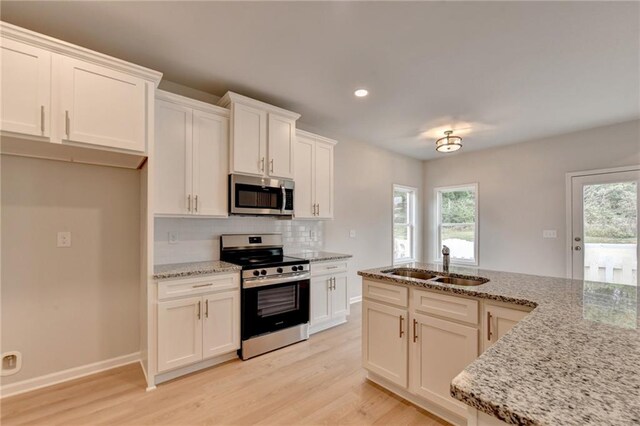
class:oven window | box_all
[236,184,280,209]
[257,285,299,317]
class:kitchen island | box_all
[358,263,639,426]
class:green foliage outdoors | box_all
[584,183,637,244]
[441,190,475,223]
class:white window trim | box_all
[393,184,417,265]
[434,183,479,266]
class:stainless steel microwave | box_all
[229,174,294,217]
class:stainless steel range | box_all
[220,233,310,360]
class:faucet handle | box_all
[442,245,450,255]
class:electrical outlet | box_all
[543,230,557,239]
[310,230,317,241]
[349,230,356,238]
[57,231,71,248]
[168,231,178,244]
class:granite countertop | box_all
[289,251,353,263]
[153,260,241,280]
[358,263,640,426]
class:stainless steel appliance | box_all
[229,174,294,217]
[220,233,310,360]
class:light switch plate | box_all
[349,230,356,238]
[543,230,557,239]
[57,231,71,248]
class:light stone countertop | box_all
[289,251,353,263]
[358,262,640,426]
[153,260,241,280]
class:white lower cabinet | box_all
[156,274,240,375]
[309,261,350,334]
[362,279,531,425]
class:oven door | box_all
[229,174,294,216]
[242,276,310,340]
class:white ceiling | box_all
[2,1,638,160]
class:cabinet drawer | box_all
[311,260,348,276]
[363,279,408,308]
[411,289,478,325]
[158,273,240,300]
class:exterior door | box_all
[192,109,228,216]
[0,39,51,137]
[157,296,203,372]
[267,113,295,179]
[362,300,408,387]
[294,134,315,218]
[203,291,240,359]
[154,100,192,215]
[60,56,146,152]
[231,103,266,176]
[571,169,639,285]
[331,274,349,318]
[409,312,478,418]
[314,141,334,218]
[310,276,331,326]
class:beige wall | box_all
[423,119,640,278]
[323,136,424,301]
[1,155,141,384]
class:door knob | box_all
[574,246,582,251]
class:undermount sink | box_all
[431,276,485,286]
[388,269,439,280]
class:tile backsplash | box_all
[154,217,324,265]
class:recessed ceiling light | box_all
[354,89,369,97]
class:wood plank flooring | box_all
[1,303,449,425]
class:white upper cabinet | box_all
[0,38,51,137]
[154,91,229,217]
[0,22,161,159]
[294,130,336,219]
[60,57,147,152]
[218,91,300,178]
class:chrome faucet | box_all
[442,245,450,273]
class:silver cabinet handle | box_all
[333,277,337,290]
[65,110,70,137]
[327,266,338,270]
[261,157,265,172]
[197,301,201,320]
[40,106,45,133]
[187,195,192,212]
[192,283,213,288]
[317,203,320,216]
[270,159,274,173]
[327,278,332,291]
[399,315,404,338]
[205,299,209,318]
[195,195,199,213]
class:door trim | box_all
[565,165,640,278]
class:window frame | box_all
[392,184,417,265]
[434,183,479,266]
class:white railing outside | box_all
[584,243,637,286]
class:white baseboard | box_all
[0,352,140,399]
[350,295,362,304]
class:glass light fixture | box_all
[354,88,369,97]
[435,130,462,153]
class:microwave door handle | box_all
[281,185,286,213]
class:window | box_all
[393,185,417,263]
[435,184,478,265]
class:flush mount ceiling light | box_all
[354,88,369,97]
[435,130,462,153]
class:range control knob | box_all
[277,267,283,273]
[252,270,260,277]
[291,266,298,272]
[260,269,267,276]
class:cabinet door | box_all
[362,300,408,387]
[293,134,315,218]
[203,291,240,359]
[267,113,295,179]
[230,103,266,176]
[409,312,478,417]
[331,274,349,318]
[154,100,192,215]
[310,276,332,327]
[0,39,51,137]
[60,56,146,152]
[192,110,228,216]
[483,304,530,351]
[157,296,203,372]
[314,140,334,219]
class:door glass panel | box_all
[583,182,637,285]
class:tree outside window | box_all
[436,184,478,264]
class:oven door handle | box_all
[243,272,311,289]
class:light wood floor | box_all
[1,303,449,426]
